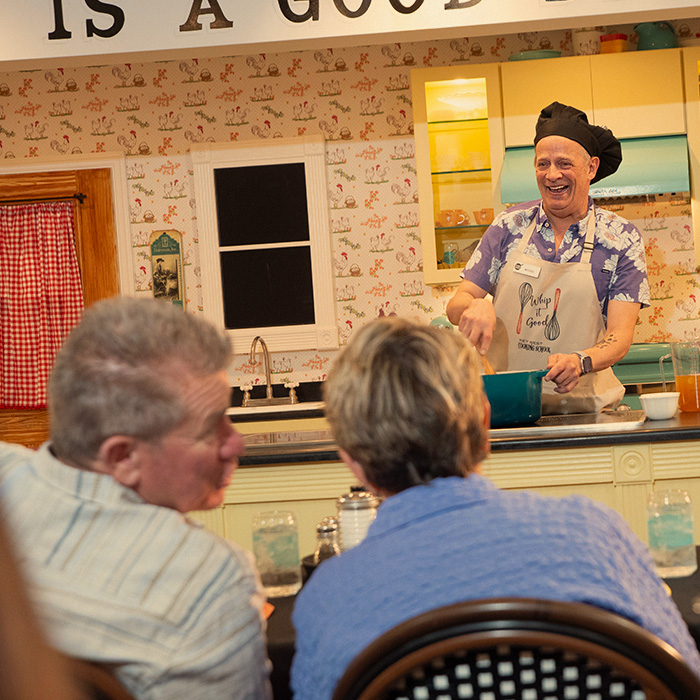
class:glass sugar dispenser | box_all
[313,516,341,564]
[337,485,381,551]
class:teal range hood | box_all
[500,135,690,204]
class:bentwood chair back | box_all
[332,597,700,700]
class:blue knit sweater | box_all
[291,474,700,700]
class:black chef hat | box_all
[534,101,622,184]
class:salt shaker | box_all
[337,486,380,551]
[313,516,341,564]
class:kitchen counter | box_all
[238,411,700,467]
[205,410,700,557]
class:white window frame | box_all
[191,136,338,352]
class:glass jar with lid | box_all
[337,486,381,551]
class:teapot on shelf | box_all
[634,21,678,50]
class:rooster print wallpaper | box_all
[0,20,699,390]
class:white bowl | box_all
[640,392,680,420]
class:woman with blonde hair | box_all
[291,317,700,700]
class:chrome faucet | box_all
[250,335,273,400]
[241,335,298,407]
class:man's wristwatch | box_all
[574,351,593,376]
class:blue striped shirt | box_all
[0,442,271,700]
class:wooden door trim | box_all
[0,153,132,295]
[0,157,130,448]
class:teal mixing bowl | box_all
[482,369,547,428]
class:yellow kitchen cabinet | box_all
[590,49,685,138]
[411,64,505,285]
[501,49,685,148]
[681,46,700,267]
[501,56,593,147]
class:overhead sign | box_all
[3,1,699,66]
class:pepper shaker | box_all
[313,516,341,564]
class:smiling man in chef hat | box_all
[291,317,698,700]
[448,101,649,416]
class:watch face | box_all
[583,356,593,374]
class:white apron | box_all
[486,212,625,415]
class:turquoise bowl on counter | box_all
[482,369,547,428]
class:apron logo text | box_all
[515,284,562,342]
[517,340,551,354]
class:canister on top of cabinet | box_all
[573,27,603,56]
[600,33,628,53]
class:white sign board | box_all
[3,1,699,66]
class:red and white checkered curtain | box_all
[0,201,84,409]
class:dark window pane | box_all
[220,247,315,329]
[214,163,310,246]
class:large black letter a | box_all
[180,0,234,31]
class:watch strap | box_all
[574,351,593,375]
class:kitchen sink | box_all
[227,401,325,418]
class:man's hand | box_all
[545,353,581,394]
[446,280,494,355]
[545,300,642,393]
[457,298,497,355]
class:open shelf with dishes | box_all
[411,64,505,285]
[434,223,490,271]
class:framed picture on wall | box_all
[150,230,184,308]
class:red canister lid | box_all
[600,33,627,41]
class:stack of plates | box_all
[509,50,562,61]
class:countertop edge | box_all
[489,422,700,452]
[239,415,700,466]
[240,449,341,467]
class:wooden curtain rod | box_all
[0,193,87,205]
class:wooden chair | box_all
[66,657,136,700]
[332,598,700,700]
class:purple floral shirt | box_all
[461,199,650,323]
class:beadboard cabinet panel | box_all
[195,436,700,557]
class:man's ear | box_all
[94,435,142,488]
[338,448,380,493]
[338,448,365,483]
[588,155,600,182]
